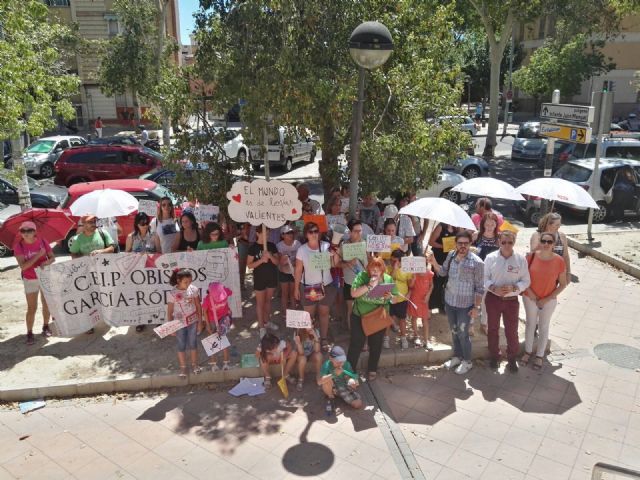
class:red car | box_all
[60,179,181,250]
[54,145,163,187]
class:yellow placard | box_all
[499,219,519,234]
[380,242,402,260]
[277,377,289,398]
[442,236,456,252]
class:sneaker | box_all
[26,332,35,345]
[210,364,220,372]
[455,360,473,375]
[507,359,519,373]
[400,337,409,349]
[425,342,434,352]
[383,336,390,349]
[414,337,423,348]
[222,362,231,371]
[259,327,267,339]
[266,321,279,331]
[489,358,499,369]
[41,325,52,337]
[444,357,461,370]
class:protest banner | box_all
[226,179,302,228]
[366,235,391,252]
[153,320,185,339]
[137,200,157,217]
[342,241,367,262]
[201,333,231,357]
[442,236,456,252]
[38,249,241,337]
[302,214,328,233]
[401,256,427,274]
[285,309,313,329]
[308,252,331,272]
[194,204,220,223]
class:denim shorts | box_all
[176,322,198,352]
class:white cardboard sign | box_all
[226,179,303,228]
[137,200,157,217]
[366,235,391,252]
[286,310,313,329]
[194,204,220,223]
[401,256,427,273]
[202,333,230,356]
[153,320,185,339]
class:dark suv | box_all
[54,145,163,186]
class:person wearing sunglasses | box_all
[151,196,179,254]
[294,222,339,351]
[522,232,568,370]
[483,231,530,372]
[125,212,160,254]
[428,231,484,375]
[14,221,55,345]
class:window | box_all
[600,168,617,192]
[106,18,119,37]
[126,152,149,165]
[553,163,591,183]
[68,151,103,164]
[57,140,70,150]
[44,0,70,6]
[573,143,597,158]
[102,153,123,164]
[538,17,546,39]
[70,138,84,147]
[605,146,640,160]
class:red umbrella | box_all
[0,208,76,248]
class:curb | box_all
[567,236,640,280]
[0,340,525,402]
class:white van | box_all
[249,126,316,172]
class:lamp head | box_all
[349,21,393,70]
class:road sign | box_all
[540,103,595,124]
[540,122,592,144]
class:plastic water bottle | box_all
[325,399,333,416]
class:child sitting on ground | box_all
[202,282,234,371]
[255,333,298,389]
[318,346,363,411]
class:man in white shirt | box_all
[483,230,530,372]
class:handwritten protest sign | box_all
[366,235,391,252]
[137,200,157,217]
[303,214,328,233]
[340,197,349,213]
[153,320,184,339]
[442,236,456,252]
[326,214,346,227]
[202,333,230,357]
[286,310,313,329]
[380,242,402,260]
[308,252,331,272]
[342,242,367,262]
[226,180,302,228]
[38,249,241,336]
[194,204,220,223]
[401,256,427,274]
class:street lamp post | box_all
[348,21,393,220]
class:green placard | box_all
[308,252,331,272]
[342,241,367,262]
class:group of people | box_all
[14,184,571,412]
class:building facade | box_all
[514,14,640,117]
[46,0,181,129]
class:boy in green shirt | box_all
[318,346,363,410]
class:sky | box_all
[178,0,199,45]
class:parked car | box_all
[416,170,469,203]
[0,170,68,208]
[21,136,87,178]
[434,115,478,136]
[249,126,316,172]
[552,157,640,222]
[511,122,574,169]
[87,136,141,146]
[443,155,490,179]
[60,179,180,250]
[569,136,640,162]
[54,145,163,187]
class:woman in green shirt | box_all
[197,222,229,250]
[347,256,397,381]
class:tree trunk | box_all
[318,123,339,205]
[483,49,502,157]
[156,0,171,147]
[11,137,32,211]
[132,90,142,125]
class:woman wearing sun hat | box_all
[13,221,55,345]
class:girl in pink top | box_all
[202,282,234,371]
[13,221,55,345]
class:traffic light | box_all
[602,80,616,92]
[609,81,616,92]
[603,80,609,92]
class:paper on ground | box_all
[229,377,265,397]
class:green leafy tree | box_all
[0,0,80,209]
[512,35,615,113]
[193,0,469,200]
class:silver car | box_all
[22,135,86,178]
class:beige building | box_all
[45,0,181,128]
[514,14,640,117]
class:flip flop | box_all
[520,352,531,366]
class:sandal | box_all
[285,375,296,386]
[368,371,377,382]
[178,366,188,378]
[296,380,304,392]
[520,352,531,366]
[533,356,544,370]
[264,376,272,389]
[192,365,202,375]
